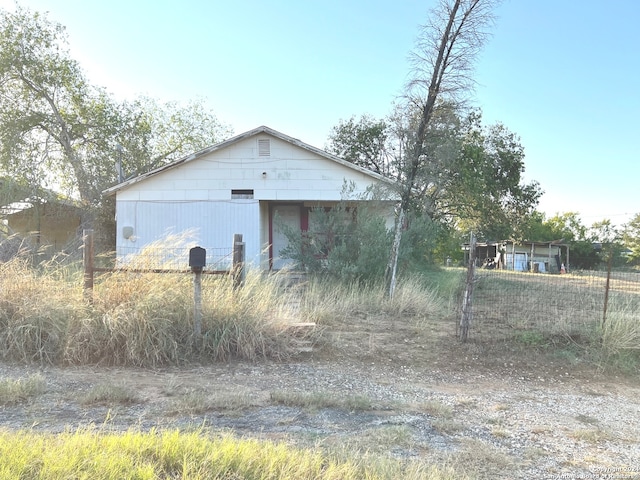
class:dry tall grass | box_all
[0,238,314,366]
[301,274,446,325]
[599,301,640,370]
[0,258,84,363]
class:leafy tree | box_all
[622,213,640,266]
[328,107,541,248]
[1,6,121,204]
[326,115,396,179]
[542,212,586,242]
[431,110,541,239]
[520,211,629,270]
[589,219,627,269]
[0,6,230,212]
[384,0,501,296]
[121,96,232,179]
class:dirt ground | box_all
[1,312,639,479]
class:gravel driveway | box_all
[1,353,639,480]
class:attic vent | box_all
[258,139,270,157]
[231,189,254,199]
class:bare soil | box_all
[1,313,639,479]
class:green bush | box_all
[278,202,392,283]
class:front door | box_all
[270,204,301,270]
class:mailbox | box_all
[189,246,206,272]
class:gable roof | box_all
[103,125,397,197]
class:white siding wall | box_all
[116,135,386,202]
[116,200,261,269]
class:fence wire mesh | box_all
[115,245,234,271]
[462,268,640,341]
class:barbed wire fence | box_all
[458,246,640,342]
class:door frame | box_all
[268,202,309,270]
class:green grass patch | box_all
[0,428,459,480]
[514,330,548,347]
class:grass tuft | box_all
[419,400,454,419]
[0,374,46,406]
[166,389,256,415]
[598,304,640,372]
[80,383,140,406]
[570,428,614,444]
[270,391,373,412]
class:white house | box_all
[103,126,397,270]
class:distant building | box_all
[462,239,570,273]
[1,197,82,251]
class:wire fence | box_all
[82,230,246,300]
[461,267,640,341]
[115,245,234,272]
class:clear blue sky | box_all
[2,0,638,227]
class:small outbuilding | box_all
[103,126,397,270]
[463,239,570,273]
[1,197,82,251]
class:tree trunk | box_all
[386,207,405,298]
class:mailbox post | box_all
[189,247,206,336]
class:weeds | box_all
[446,438,517,479]
[80,383,140,406]
[419,400,454,419]
[598,304,640,372]
[0,245,314,366]
[320,425,414,457]
[570,428,614,444]
[270,391,373,412]
[166,389,256,415]
[301,274,445,325]
[0,374,46,405]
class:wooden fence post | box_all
[232,233,245,289]
[83,229,94,303]
[459,233,476,342]
[193,270,202,336]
